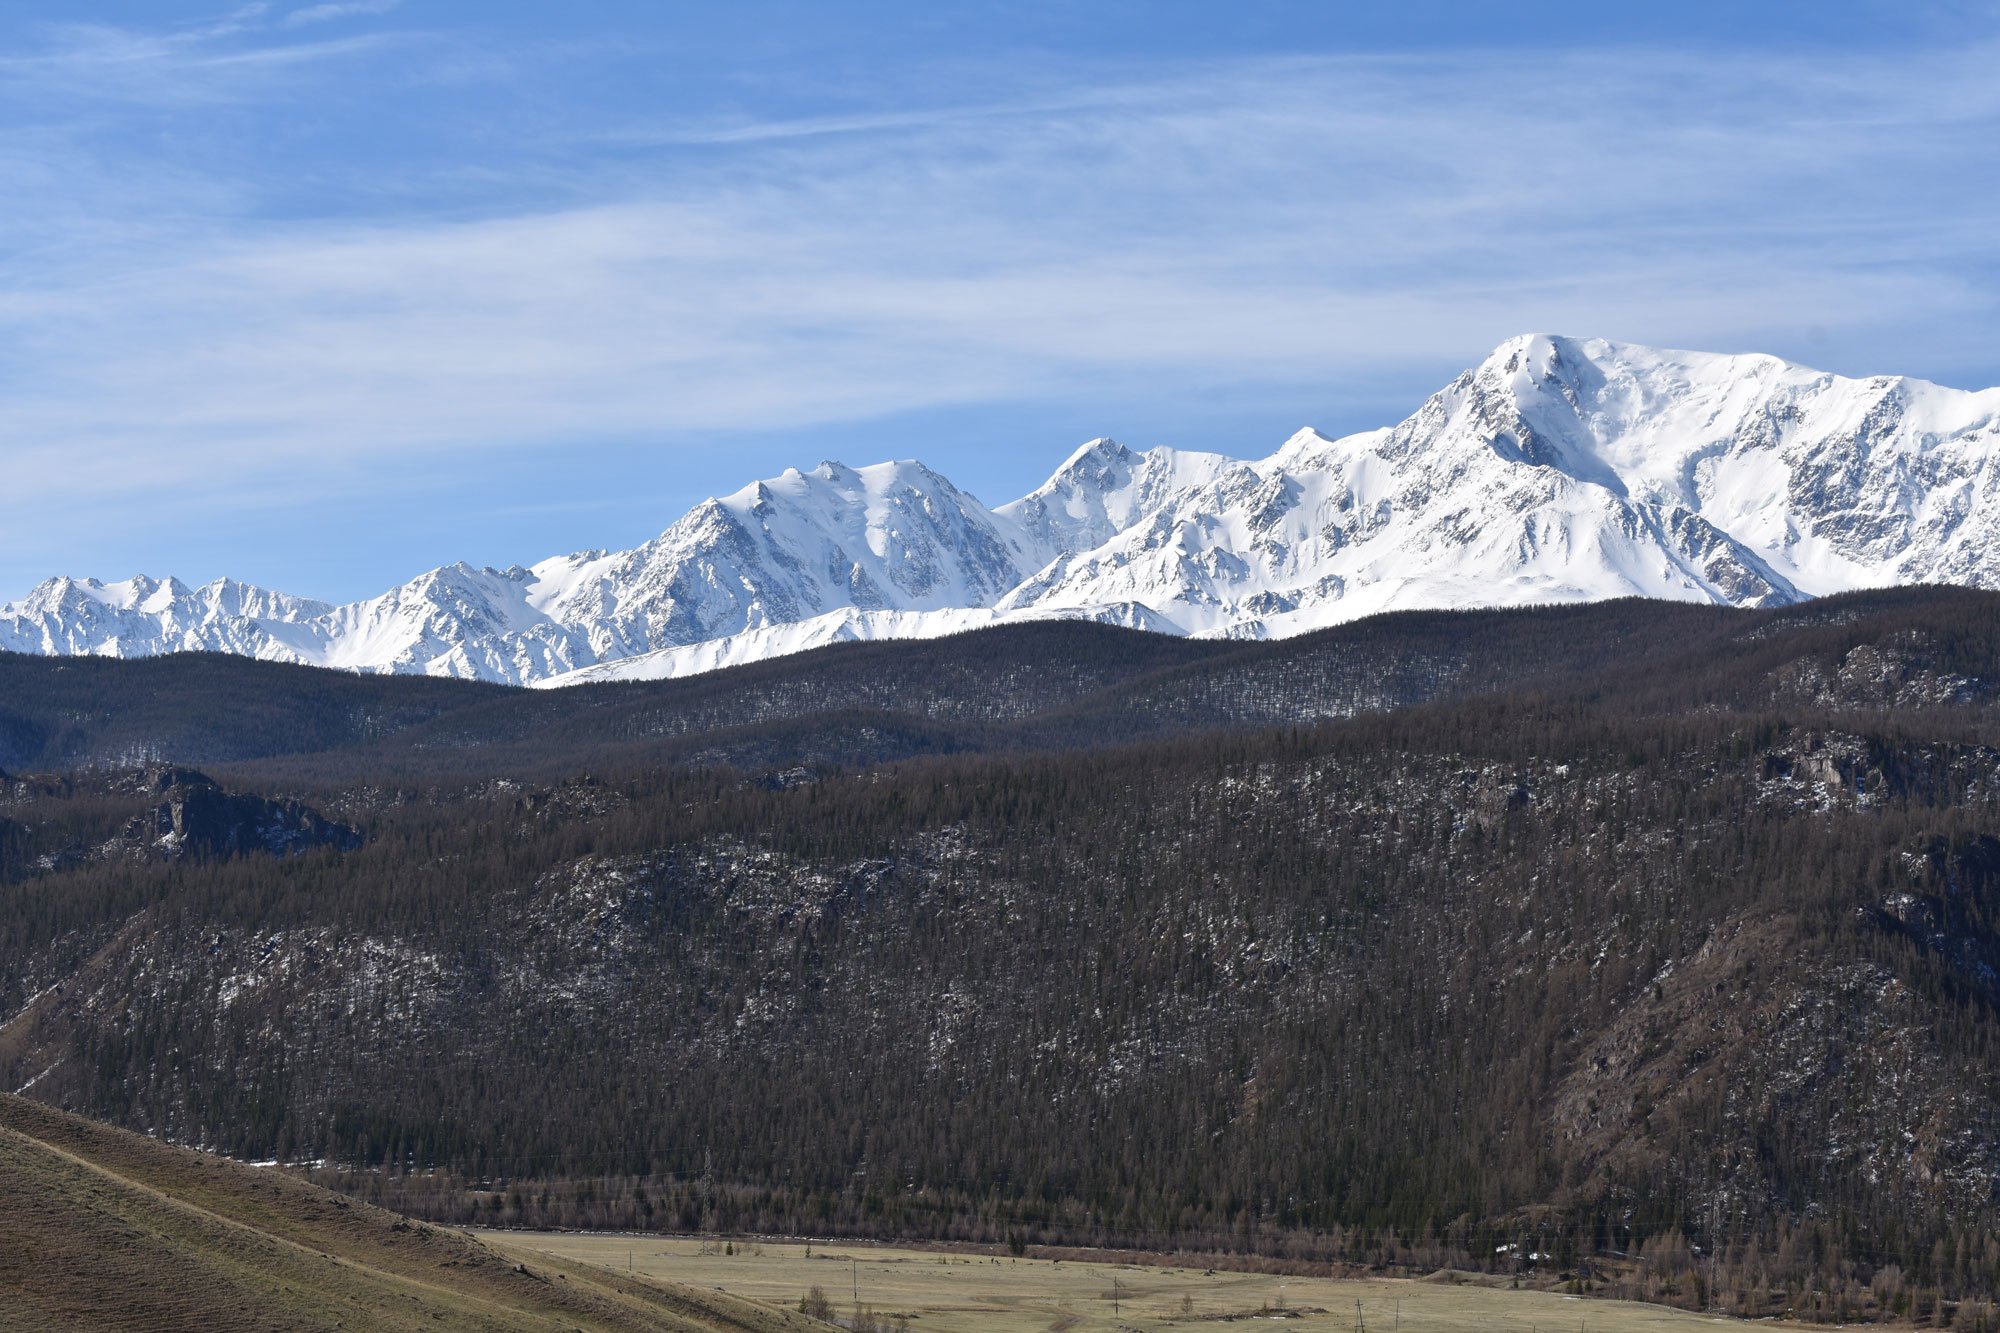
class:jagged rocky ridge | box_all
[5,334,1998,686]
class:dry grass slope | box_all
[0,1093,825,1333]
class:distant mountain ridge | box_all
[7,333,1999,686]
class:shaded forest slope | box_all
[3,588,2000,1323]
[1,586,1991,781]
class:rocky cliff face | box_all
[117,767,361,861]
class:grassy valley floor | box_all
[476,1235,1820,1333]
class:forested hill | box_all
[3,585,1993,778]
[4,587,2000,1325]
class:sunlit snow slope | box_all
[6,335,1997,686]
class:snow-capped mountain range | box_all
[7,334,1999,688]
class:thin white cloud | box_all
[600,84,1167,148]
[0,20,395,106]
[162,5,275,42]
[282,0,402,28]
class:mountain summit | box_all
[7,335,1998,686]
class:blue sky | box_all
[3,0,1999,602]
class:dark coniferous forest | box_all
[4,587,2000,1324]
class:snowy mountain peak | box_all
[999,436,1237,561]
[1054,436,1133,471]
[7,335,1999,685]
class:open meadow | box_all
[477,1235,1819,1333]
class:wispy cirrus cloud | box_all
[0,18,396,107]
[284,0,401,27]
[1,9,1999,595]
